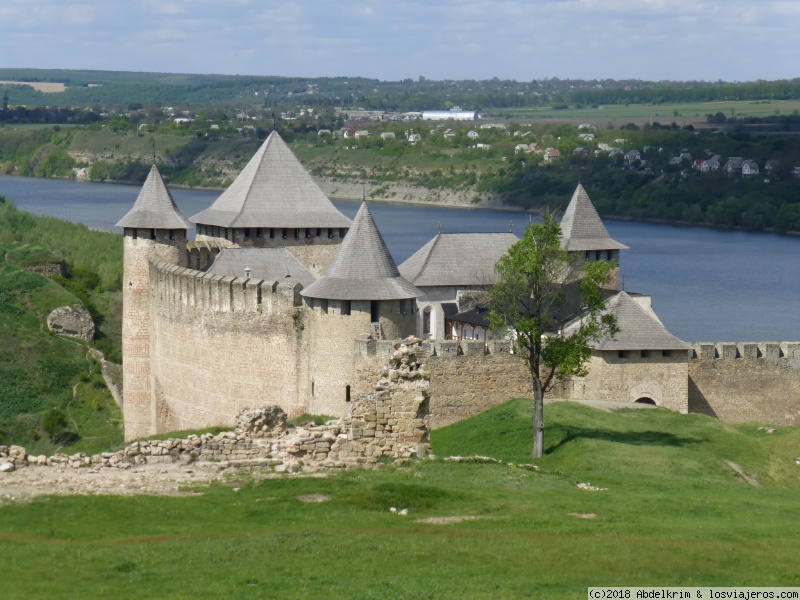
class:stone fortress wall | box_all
[145,251,800,435]
[135,243,800,438]
[689,342,800,425]
[353,338,531,429]
[146,256,310,435]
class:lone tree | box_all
[488,215,618,459]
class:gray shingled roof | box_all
[589,292,691,351]
[301,202,422,300]
[115,164,191,229]
[205,248,315,287]
[560,184,628,251]
[399,232,519,287]
[189,131,352,229]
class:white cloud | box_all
[0,0,798,81]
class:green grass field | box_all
[505,100,800,125]
[2,400,798,599]
[0,199,124,454]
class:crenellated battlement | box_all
[355,337,514,362]
[148,258,302,316]
[691,342,800,361]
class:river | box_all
[1,174,798,343]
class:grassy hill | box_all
[1,399,798,598]
[0,198,123,454]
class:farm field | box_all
[504,99,800,127]
[2,400,799,599]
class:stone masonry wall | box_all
[1,346,432,474]
[565,350,690,413]
[354,338,531,429]
[121,230,188,441]
[689,342,800,425]
[147,259,309,435]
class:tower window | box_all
[150,229,156,240]
[341,301,351,316]
[169,230,176,241]
[281,228,288,239]
[339,228,347,238]
[618,351,629,360]
[316,228,321,237]
[270,228,275,239]
[327,228,334,239]
[294,228,300,239]
[345,385,351,403]
[256,228,263,238]
[244,228,251,238]
[423,308,432,335]
[305,228,311,238]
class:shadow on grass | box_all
[546,426,705,455]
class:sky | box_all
[2,0,799,82]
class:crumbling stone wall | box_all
[7,345,432,473]
[26,262,66,277]
[354,338,531,429]
[334,340,431,460]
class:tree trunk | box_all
[532,376,544,459]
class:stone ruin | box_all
[0,340,431,474]
[47,304,95,341]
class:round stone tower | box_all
[301,202,422,416]
[116,164,191,441]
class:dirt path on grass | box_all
[0,463,229,502]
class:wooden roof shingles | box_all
[560,184,628,252]
[399,232,518,288]
[205,248,315,287]
[116,164,191,229]
[190,131,352,229]
[589,292,691,351]
[301,203,421,301]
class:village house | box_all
[544,148,561,163]
[741,160,760,176]
[725,157,743,174]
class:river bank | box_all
[69,168,518,211]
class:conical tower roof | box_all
[116,164,191,229]
[189,131,352,229]
[560,184,628,251]
[301,203,422,300]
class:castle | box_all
[117,131,800,441]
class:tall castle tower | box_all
[301,202,421,415]
[190,131,352,277]
[116,164,191,440]
[560,183,628,290]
